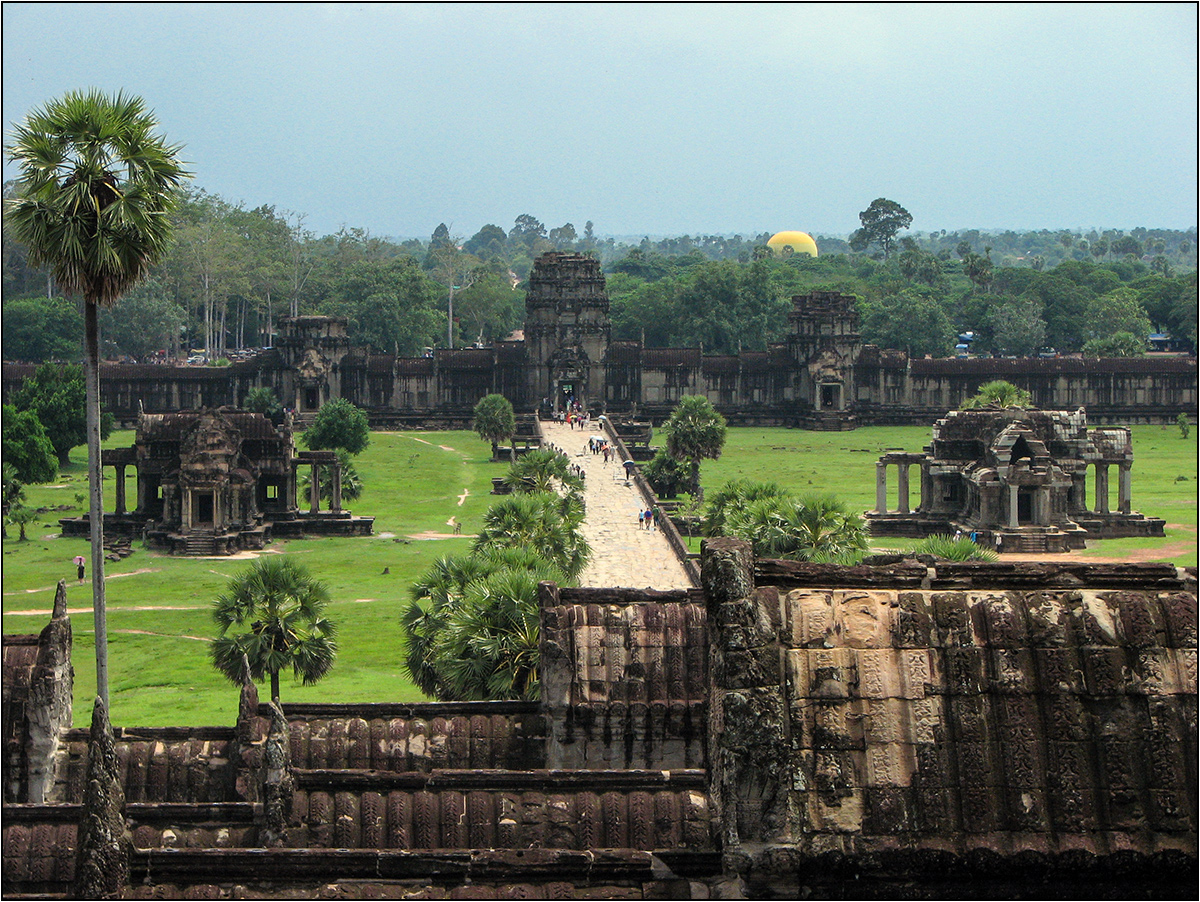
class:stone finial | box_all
[701,538,755,605]
[52,579,69,619]
[260,700,294,847]
[236,653,261,744]
[73,697,130,899]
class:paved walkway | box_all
[540,421,693,590]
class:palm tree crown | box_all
[6,89,190,306]
[6,89,189,707]
[210,557,338,702]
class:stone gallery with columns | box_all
[58,408,373,555]
[864,407,1164,553]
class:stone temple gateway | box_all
[58,408,373,555]
[865,407,1165,553]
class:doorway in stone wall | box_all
[194,491,214,526]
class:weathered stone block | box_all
[988,648,1035,694]
[1158,592,1198,647]
[1033,646,1083,693]
[1081,647,1128,696]
[838,590,896,648]
[785,590,836,648]
[894,592,933,647]
[1024,591,1075,646]
[931,593,974,647]
[864,785,912,834]
[974,592,1028,647]
[944,648,986,695]
[722,645,781,690]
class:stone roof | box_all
[138,409,281,442]
[911,356,1197,375]
[434,348,493,370]
[642,348,701,368]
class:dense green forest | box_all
[3,183,1196,364]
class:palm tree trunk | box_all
[270,669,280,703]
[85,302,110,706]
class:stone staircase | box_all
[183,532,216,556]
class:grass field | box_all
[3,423,1195,727]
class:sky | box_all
[2,2,1197,241]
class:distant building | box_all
[865,406,1165,552]
[59,408,372,555]
[4,253,1196,429]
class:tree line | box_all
[3,183,1196,365]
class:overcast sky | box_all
[3,2,1196,240]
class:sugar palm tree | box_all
[664,395,727,503]
[5,90,189,705]
[963,380,1032,409]
[475,492,590,580]
[725,494,868,564]
[401,546,564,700]
[210,557,338,702]
[501,447,583,495]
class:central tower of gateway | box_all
[524,252,611,413]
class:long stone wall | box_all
[703,539,1197,897]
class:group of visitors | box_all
[637,507,660,531]
[587,435,616,463]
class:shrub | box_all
[908,534,998,561]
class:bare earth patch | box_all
[405,531,475,540]
[4,568,163,596]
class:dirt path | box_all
[3,567,164,596]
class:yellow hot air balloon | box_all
[767,231,819,258]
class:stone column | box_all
[919,463,932,514]
[875,462,888,514]
[702,537,791,846]
[113,465,126,516]
[1095,463,1110,514]
[331,458,343,512]
[897,462,910,514]
[1118,463,1132,514]
[1037,486,1051,525]
[309,462,321,513]
[1073,472,1089,513]
[1008,484,1019,528]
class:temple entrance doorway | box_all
[194,491,214,527]
[1017,490,1033,525]
[820,383,841,410]
[557,380,577,412]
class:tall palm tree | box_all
[664,395,727,503]
[210,557,338,702]
[5,90,189,705]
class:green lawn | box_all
[3,430,501,727]
[4,423,1195,727]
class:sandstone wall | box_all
[703,539,1197,896]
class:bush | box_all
[908,534,998,561]
[642,449,690,499]
[303,398,370,454]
